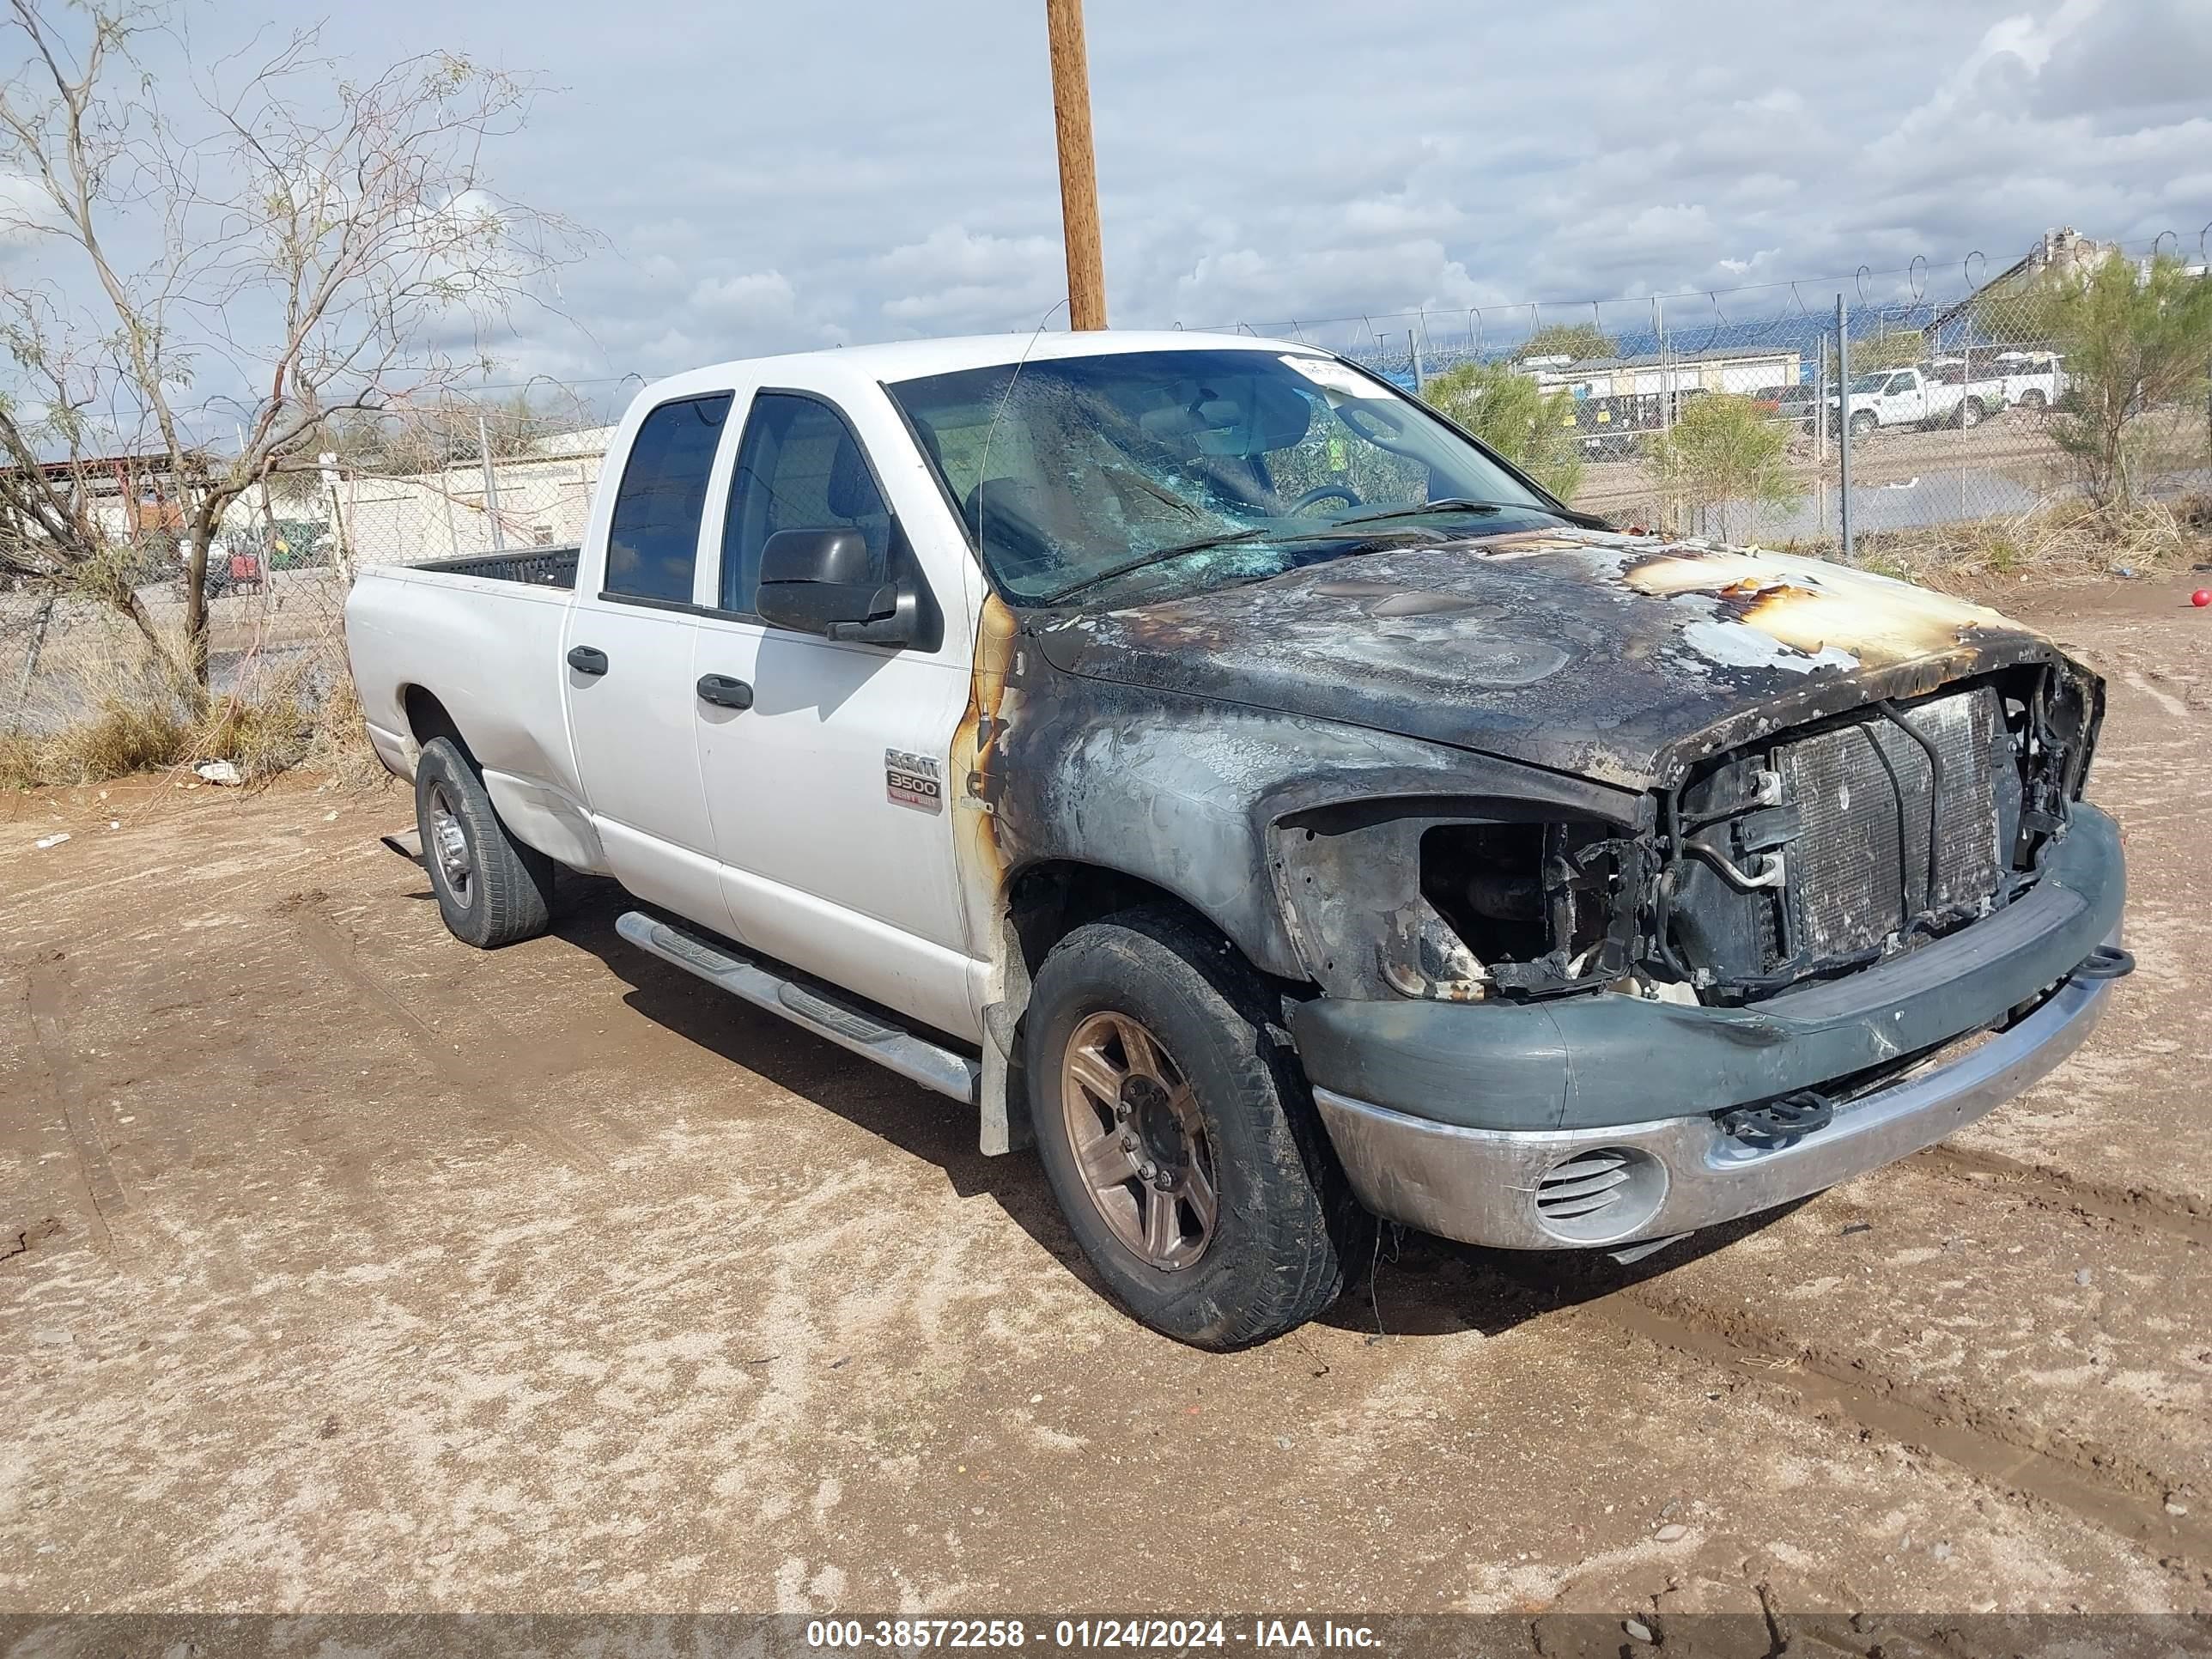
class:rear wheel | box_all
[1025,907,1366,1348]
[1960,397,1984,429]
[2020,388,2047,410]
[1849,410,1876,438]
[414,736,556,949]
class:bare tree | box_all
[0,1,590,689]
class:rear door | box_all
[690,386,982,1040]
[563,391,738,929]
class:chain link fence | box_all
[1284,238,2212,562]
[8,237,2210,774]
[2,417,617,752]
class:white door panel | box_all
[564,601,734,930]
[720,857,988,1039]
[593,815,736,931]
[694,617,980,1040]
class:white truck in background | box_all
[1830,363,2003,436]
[1986,350,2067,410]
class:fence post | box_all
[1814,346,1826,465]
[1952,314,1968,525]
[477,412,507,552]
[9,592,55,732]
[1836,295,1854,560]
[1409,328,1425,393]
[1655,295,1671,433]
[440,459,462,559]
[320,450,354,584]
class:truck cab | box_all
[346,331,2127,1348]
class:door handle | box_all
[696,673,755,710]
[567,645,609,676]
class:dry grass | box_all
[1784,497,2212,594]
[296,671,389,790]
[3,577,384,793]
[49,697,193,782]
[0,728,39,790]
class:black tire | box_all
[413,735,556,949]
[2021,388,2047,410]
[1849,411,1876,438]
[1024,906,1368,1349]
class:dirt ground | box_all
[3,574,2210,1637]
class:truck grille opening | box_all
[1779,689,2003,960]
[1662,683,2030,1002]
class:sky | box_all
[20,0,2212,404]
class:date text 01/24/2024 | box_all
[805,1620,1382,1650]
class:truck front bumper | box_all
[1291,805,2127,1252]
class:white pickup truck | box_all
[1829,363,2002,436]
[346,331,2127,1347]
[1987,350,2067,410]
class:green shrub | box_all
[1421,360,1585,501]
[1644,393,1802,539]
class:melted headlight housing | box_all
[1269,797,1644,1003]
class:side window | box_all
[720,393,891,615]
[605,393,732,603]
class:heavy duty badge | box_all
[884,749,943,814]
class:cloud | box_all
[25,0,2208,397]
[688,270,797,325]
[873,226,1061,330]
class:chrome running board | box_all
[615,910,980,1105]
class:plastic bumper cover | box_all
[1291,804,2127,1249]
[1312,960,2115,1249]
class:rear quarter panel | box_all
[343,567,606,871]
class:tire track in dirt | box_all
[22,957,131,1261]
[1914,1143,2212,1248]
[283,898,611,1178]
[1582,1287,2209,1582]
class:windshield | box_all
[885,348,1551,605]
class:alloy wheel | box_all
[1060,1010,1218,1271]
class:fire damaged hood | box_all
[1034,528,2076,791]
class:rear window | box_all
[605,394,732,603]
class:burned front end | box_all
[1650,662,2100,1005]
[1281,659,2129,1253]
[1281,664,2100,1010]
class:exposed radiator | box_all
[1778,688,2003,961]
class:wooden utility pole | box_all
[1045,0,1108,330]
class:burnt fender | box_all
[988,672,1641,983]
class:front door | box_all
[565,391,737,930]
[691,388,981,1040]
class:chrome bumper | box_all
[1312,967,2116,1251]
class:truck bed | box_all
[411,546,580,588]
[343,547,588,849]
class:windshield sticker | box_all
[885,749,944,814]
[1279,355,1393,398]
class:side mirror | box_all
[755,527,920,646]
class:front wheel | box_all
[1025,907,1366,1348]
[414,736,556,949]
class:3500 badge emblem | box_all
[884,749,943,814]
